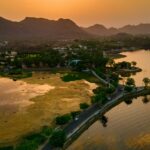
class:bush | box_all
[15,140,38,150]
[49,130,66,148]
[124,85,133,92]
[80,103,89,110]
[24,133,46,144]
[41,126,53,137]
[56,114,72,125]
[106,86,115,94]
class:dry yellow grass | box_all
[0,72,97,146]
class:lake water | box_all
[68,50,150,150]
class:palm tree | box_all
[143,77,150,88]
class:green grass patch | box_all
[0,69,32,80]
[61,72,100,83]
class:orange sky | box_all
[0,0,150,27]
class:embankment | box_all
[63,88,150,150]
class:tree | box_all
[71,111,81,119]
[131,61,137,67]
[49,129,66,148]
[124,85,133,92]
[55,114,72,125]
[15,139,38,150]
[80,103,89,110]
[114,61,131,70]
[91,92,107,105]
[124,78,135,92]
[126,78,135,87]
[106,86,115,94]
[143,77,150,88]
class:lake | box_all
[68,50,150,150]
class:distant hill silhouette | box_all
[84,24,118,36]
[0,17,150,41]
[85,23,150,36]
[0,17,90,41]
[119,24,150,35]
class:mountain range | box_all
[0,17,150,41]
[85,24,150,36]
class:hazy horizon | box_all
[0,0,150,28]
[1,16,150,29]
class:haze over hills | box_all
[0,17,150,41]
[85,23,150,36]
[85,24,118,36]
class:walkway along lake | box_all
[67,50,150,150]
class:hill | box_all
[85,23,150,36]
[0,17,150,41]
[0,17,90,41]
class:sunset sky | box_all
[0,0,150,27]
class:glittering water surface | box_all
[68,50,150,150]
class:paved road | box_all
[41,104,102,150]
[91,70,109,86]
[64,103,101,138]
[42,142,52,150]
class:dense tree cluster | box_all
[13,49,65,68]
[55,114,72,125]
[49,129,66,148]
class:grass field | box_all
[0,72,98,146]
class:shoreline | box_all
[108,49,148,59]
[63,87,150,150]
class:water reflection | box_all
[124,99,133,105]
[99,96,148,129]
[68,96,150,150]
[99,116,108,127]
[142,96,150,104]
